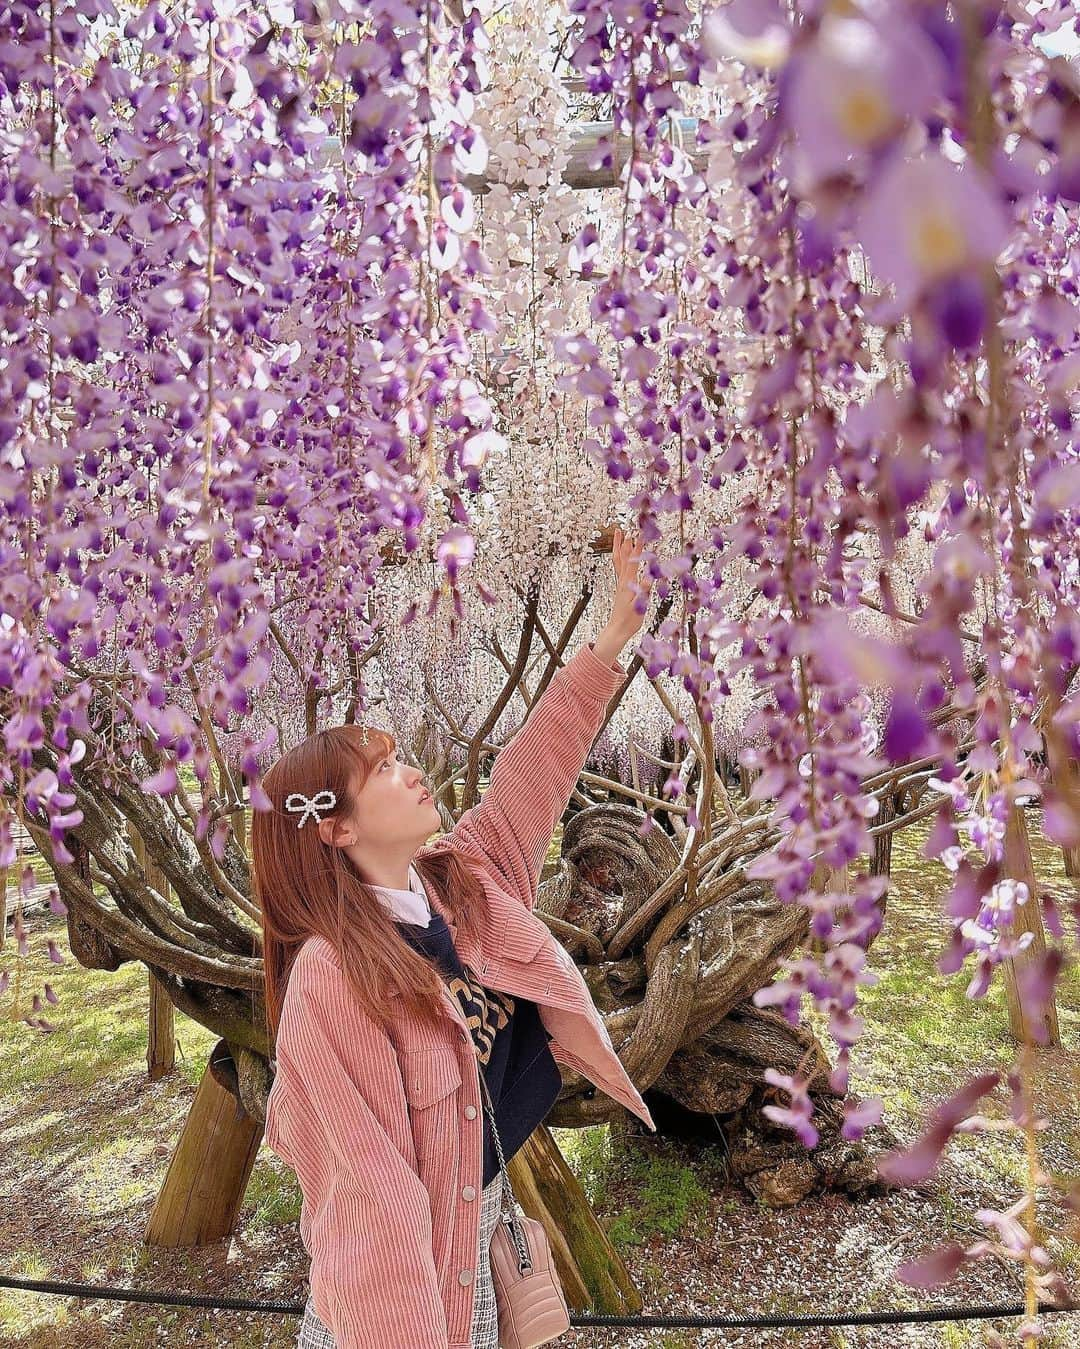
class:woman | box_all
[254,529,657,1349]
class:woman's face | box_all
[344,746,442,856]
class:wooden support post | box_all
[145,1054,263,1247]
[1002,805,1061,1048]
[2,818,30,950]
[1046,743,1080,880]
[317,119,705,196]
[147,968,176,1081]
[231,803,247,856]
[508,1125,642,1315]
[870,792,900,878]
[807,862,851,958]
[1039,699,1080,879]
[127,825,177,1080]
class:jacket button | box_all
[458,1268,474,1286]
[464,1105,477,1120]
[462,1185,477,1201]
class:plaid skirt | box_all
[296,1174,504,1348]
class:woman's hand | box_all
[592,527,654,668]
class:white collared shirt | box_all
[370,861,432,927]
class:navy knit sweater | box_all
[396,909,563,1186]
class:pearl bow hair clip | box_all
[285,789,338,829]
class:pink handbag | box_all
[477,1064,572,1349]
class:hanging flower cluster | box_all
[0,0,500,945]
[546,0,1079,1320]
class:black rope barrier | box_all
[1,1273,1076,1330]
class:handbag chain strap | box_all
[473,1046,534,1272]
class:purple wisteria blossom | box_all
[859,151,1009,309]
[786,13,945,184]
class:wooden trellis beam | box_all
[378,521,618,567]
[319,118,706,194]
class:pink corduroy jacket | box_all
[264,641,657,1349]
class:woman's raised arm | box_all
[449,530,652,907]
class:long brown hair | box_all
[252,724,485,1043]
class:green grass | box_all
[938,1326,978,1349]
[557,1113,726,1259]
[243,1156,304,1229]
[605,1151,712,1253]
[810,811,1079,1142]
[0,947,216,1102]
[551,1122,614,1208]
[0,931,235,1343]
